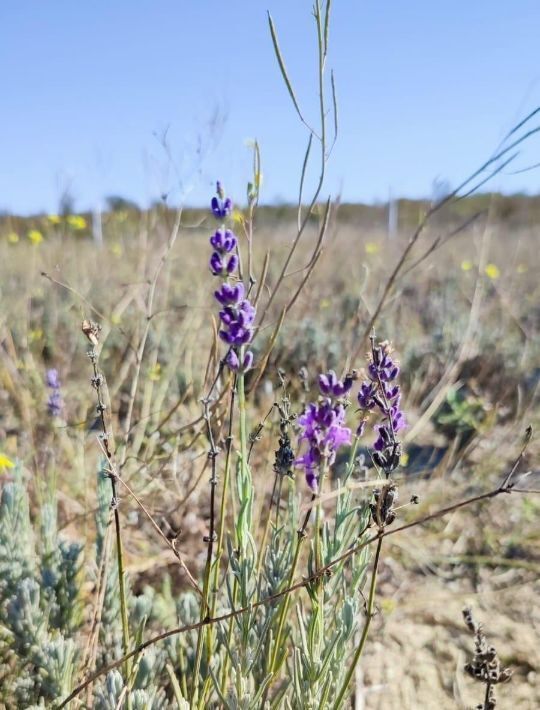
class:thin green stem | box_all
[256,473,280,577]
[344,436,360,482]
[192,372,229,704]
[111,481,132,709]
[218,578,238,698]
[214,367,250,702]
[209,380,236,614]
[238,369,250,494]
[269,535,303,675]
[332,536,383,710]
[88,350,132,708]
[269,495,315,675]
[314,462,328,667]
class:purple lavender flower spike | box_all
[46,368,63,417]
[357,337,406,476]
[296,382,352,491]
[208,182,256,371]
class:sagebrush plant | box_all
[0,2,539,709]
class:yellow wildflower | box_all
[29,329,44,343]
[27,229,43,245]
[148,363,162,382]
[7,232,19,244]
[110,243,122,257]
[232,209,245,227]
[380,597,397,615]
[67,215,87,230]
[48,214,61,224]
[485,263,500,280]
[365,241,380,255]
[461,260,473,271]
[0,453,15,470]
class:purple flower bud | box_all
[318,370,353,398]
[47,390,63,417]
[392,409,406,432]
[318,373,331,395]
[225,349,239,371]
[305,468,319,492]
[210,228,237,253]
[356,419,367,437]
[211,196,233,219]
[214,281,245,305]
[210,252,223,275]
[46,368,63,417]
[226,254,238,274]
[222,230,237,252]
[242,350,254,372]
[46,369,60,389]
[358,381,377,410]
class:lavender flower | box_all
[46,368,63,417]
[318,370,354,397]
[218,300,256,346]
[357,338,405,475]
[208,182,256,372]
[296,372,352,492]
[46,368,60,389]
[211,181,233,219]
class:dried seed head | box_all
[82,319,101,346]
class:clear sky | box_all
[1,1,539,214]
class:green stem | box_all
[193,374,235,705]
[332,536,383,710]
[256,473,280,577]
[344,436,360,482]
[314,463,328,665]
[238,369,250,497]
[218,578,238,697]
[213,367,250,702]
[111,478,132,710]
[192,577,209,704]
[269,490,316,676]
[269,535,304,674]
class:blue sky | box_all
[1,1,539,214]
